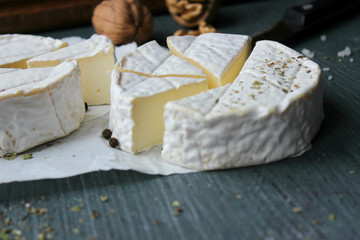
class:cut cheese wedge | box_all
[162,40,324,170]
[0,34,67,69]
[117,40,169,76]
[167,33,252,89]
[0,61,85,155]
[27,34,115,105]
[109,41,208,154]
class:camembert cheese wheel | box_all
[162,40,324,170]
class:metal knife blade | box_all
[251,0,360,46]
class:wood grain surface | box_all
[0,0,101,33]
[0,0,167,34]
[1,0,360,239]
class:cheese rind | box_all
[0,34,67,69]
[152,55,206,78]
[27,34,115,105]
[162,40,324,170]
[166,35,196,56]
[0,67,58,91]
[167,33,252,88]
[0,61,84,155]
[109,41,208,154]
[0,68,20,74]
[117,41,170,76]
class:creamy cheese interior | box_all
[27,34,115,105]
[131,80,208,152]
[110,40,209,154]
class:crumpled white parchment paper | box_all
[0,106,195,184]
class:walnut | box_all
[92,0,153,45]
[198,20,217,33]
[166,0,221,28]
[174,21,217,36]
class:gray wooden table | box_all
[1,0,360,239]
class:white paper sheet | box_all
[0,106,196,184]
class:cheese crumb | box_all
[172,201,181,207]
[301,48,314,58]
[328,214,336,221]
[235,194,243,199]
[337,46,351,57]
[292,207,303,213]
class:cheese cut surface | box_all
[27,34,115,105]
[0,61,85,155]
[0,34,67,69]
[109,41,208,154]
[162,40,324,170]
[167,33,252,89]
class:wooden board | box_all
[0,0,167,34]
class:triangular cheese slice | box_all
[27,34,115,105]
[162,40,324,170]
[167,33,251,88]
[117,40,169,77]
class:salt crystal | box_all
[350,58,354,63]
[301,48,315,58]
[320,35,327,42]
[328,75,333,80]
[337,46,351,57]
[322,67,329,71]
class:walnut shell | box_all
[92,0,153,45]
[166,0,221,28]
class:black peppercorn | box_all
[102,129,112,139]
[84,102,88,112]
[109,138,119,148]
